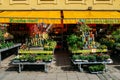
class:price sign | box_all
[91,49,96,53]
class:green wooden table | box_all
[71,49,107,54]
[19,49,53,55]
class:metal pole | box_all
[19,64,21,73]
[0,53,1,67]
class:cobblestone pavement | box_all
[0,65,120,80]
[0,52,120,80]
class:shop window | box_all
[94,0,112,4]
[38,0,57,4]
[10,0,29,4]
[66,0,85,4]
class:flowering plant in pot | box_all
[43,55,53,62]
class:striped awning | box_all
[63,11,120,24]
[0,11,61,24]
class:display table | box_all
[0,43,21,67]
[11,61,52,73]
[72,59,113,72]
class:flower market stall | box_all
[67,20,113,73]
[11,25,56,73]
[0,26,21,67]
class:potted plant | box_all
[79,55,88,62]
[96,53,104,62]
[89,64,105,73]
[35,56,43,62]
[115,43,120,50]
[43,55,53,62]
[19,55,26,62]
[102,55,110,62]
[72,55,80,61]
[66,34,79,50]
[88,55,96,62]
[27,54,36,62]
[13,55,21,63]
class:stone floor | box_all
[0,50,120,80]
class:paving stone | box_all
[46,78,57,80]
[15,74,28,80]
[75,73,89,80]
[87,74,100,80]
[46,73,57,78]
[0,72,10,80]
[67,72,78,78]
[67,78,78,80]
[78,76,89,80]
[97,74,106,80]
[67,72,77,76]
[2,73,18,80]
[112,72,120,80]
[102,73,113,80]
[57,72,67,77]
[57,77,67,80]
[76,72,87,77]
[35,76,46,80]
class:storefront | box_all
[0,11,61,43]
[0,10,120,72]
[0,11,120,48]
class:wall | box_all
[0,0,120,10]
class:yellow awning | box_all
[0,11,61,24]
[63,11,120,24]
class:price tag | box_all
[91,49,96,53]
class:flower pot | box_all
[75,59,82,62]
[13,60,20,63]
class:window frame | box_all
[94,0,113,4]
[66,0,85,4]
[0,0,2,4]
[37,0,57,4]
[10,0,29,4]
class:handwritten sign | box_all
[91,49,96,53]
[9,18,38,23]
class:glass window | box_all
[10,0,29,4]
[94,0,112,4]
[38,0,57,4]
[66,0,85,4]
